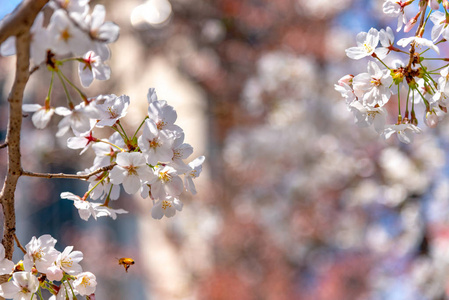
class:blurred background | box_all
[2,0,449,299]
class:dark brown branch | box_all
[13,233,26,255]
[0,143,7,149]
[21,164,115,180]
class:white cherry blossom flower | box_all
[61,192,105,221]
[184,156,206,195]
[0,272,39,300]
[23,235,59,273]
[151,196,183,219]
[345,28,381,60]
[352,61,393,107]
[151,165,184,200]
[67,131,98,155]
[334,75,357,105]
[430,11,449,42]
[92,132,125,167]
[147,88,158,103]
[109,152,156,194]
[383,0,408,32]
[78,51,111,87]
[81,4,120,60]
[397,36,440,54]
[57,246,83,275]
[94,94,129,128]
[377,26,395,57]
[73,272,97,296]
[22,103,55,129]
[137,119,174,165]
[349,101,387,134]
[147,97,182,134]
[0,244,14,275]
[55,103,98,137]
[47,9,89,56]
[382,123,422,144]
[169,133,194,173]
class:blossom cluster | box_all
[0,0,205,221]
[335,0,449,143]
[1,0,116,86]
[57,89,205,221]
[0,235,96,300]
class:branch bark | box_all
[0,0,49,290]
[21,164,115,180]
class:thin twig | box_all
[20,164,115,180]
[0,143,7,149]
[13,233,26,255]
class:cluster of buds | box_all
[335,0,449,143]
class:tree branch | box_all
[21,164,115,180]
[0,1,50,291]
[0,143,7,149]
[0,32,30,262]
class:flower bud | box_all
[338,74,354,86]
[425,111,439,128]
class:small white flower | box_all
[382,123,422,144]
[397,36,440,54]
[47,9,89,56]
[23,235,59,273]
[383,0,407,32]
[0,272,39,300]
[67,131,98,155]
[57,246,83,275]
[78,51,111,87]
[352,61,393,107]
[22,103,55,129]
[345,28,381,60]
[109,152,156,194]
[61,192,104,221]
[349,101,387,134]
[335,74,357,105]
[73,272,97,296]
[55,103,98,137]
[151,197,183,219]
[151,166,184,200]
[184,156,205,195]
[137,120,174,165]
[0,244,14,275]
[94,94,129,128]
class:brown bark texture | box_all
[0,0,49,289]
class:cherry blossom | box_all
[78,51,111,87]
[0,245,14,275]
[23,235,59,273]
[184,156,206,195]
[22,103,55,129]
[0,272,39,300]
[109,152,156,194]
[94,94,129,128]
[73,272,97,296]
[352,61,393,107]
[151,197,183,219]
[345,28,381,60]
[382,123,422,144]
